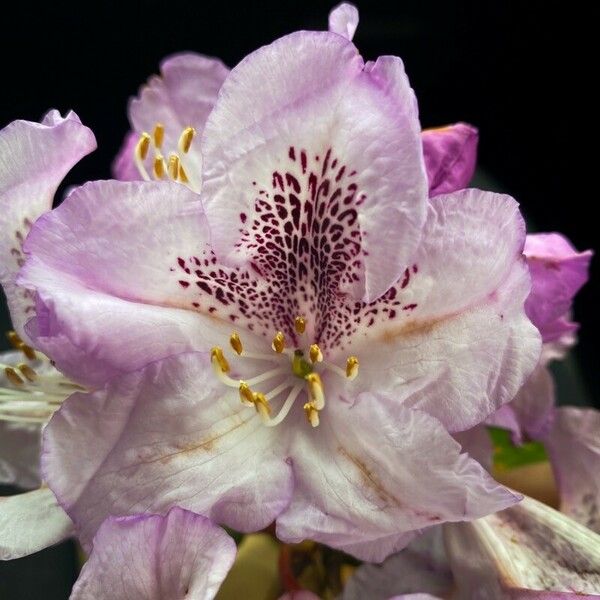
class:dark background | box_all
[0,1,596,597]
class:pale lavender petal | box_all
[524,233,592,343]
[279,593,320,600]
[0,110,96,339]
[453,425,494,471]
[200,31,427,302]
[351,189,541,432]
[328,3,359,40]
[389,595,443,600]
[19,180,236,385]
[111,131,140,181]
[0,487,73,559]
[421,123,478,196]
[444,495,600,597]
[42,352,293,549]
[488,364,556,444]
[342,528,452,600]
[277,395,519,562]
[71,507,236,600]
[126,52,229,183]
[544,407,600,533]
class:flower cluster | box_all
[0,3,596,599]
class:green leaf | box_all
[488,426,548,471]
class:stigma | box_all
[134,123,199,192]
[210,318,358,428]
[0,331,84,425]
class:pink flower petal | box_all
[524,232,592,343]
[200,31,427,302]
[350,189,541,431]
[328,3,359,40]
[71,507,236,600]
[42,352,293,549]
[276,394,519,562]
[342,528,451,600]
[19,180,235,385]
[0,487,73,560]
[544,407,600,534]
[421,123,478,196]
[444,495,600,597]
[0,110,95,340]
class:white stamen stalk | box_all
[265,384,303,427]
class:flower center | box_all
[133,122,199,192]
[0,331,85,425]
[210,316,358,428]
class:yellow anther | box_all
[210,347,230,373]
[153,155,165,179]
[271,331,285,354]
[19,344,36,361]
[168,154,181,180]
[305,372,325,410]
[253,392,272,421]
[17,363,37,382]
[239,381,254,406]
[6,331,21,348]
[5,367,24,387]
[303,402,320,428]
[6,331,35,360]
[294,316,306,335]
[136,133,151,160]
[178,164,190,184]
[179,127,196,153]
[229,332,243,355]
[309,344,323,364]
[346,356,359,380]
[153,123,165,148]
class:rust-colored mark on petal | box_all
[380,315,447,343]
[146,411,252,466]
[337,446,401,508]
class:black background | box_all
[0,1,597,597]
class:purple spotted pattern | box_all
[10,218,36,317]
[174,146,419,352]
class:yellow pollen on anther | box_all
[230,333,243,355]
[303,402,320,428]
[179,127,196,153]
[306,372,325,410]
[253,392,272,420]
[153,123,165,148]
[178,164,190,184]
[294,316,306,335]
[5,367,24,387]
[6,331,36,360]
[346,356,359,380]
[17,363,37,382]
[136,133,151,160]
[239,381,254,406]
[210,347,230,373]
[309,344,323,364]
[168,154,181,180]
[272,331,285,354]
[153,155,165,179]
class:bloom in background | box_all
[70,507,236,600]
[114,4,478,201]
[15,10,540,562]
[343,496,600,599]
[0,111,95,493]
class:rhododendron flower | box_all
[70,507,236,600]
[344,496,600,599]
[10,19,538,561]
[0,110,95,490]
[114,4,478,200]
